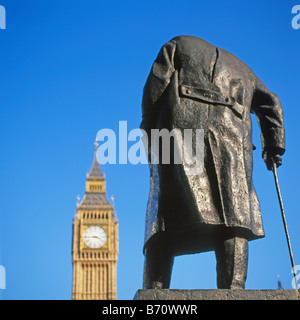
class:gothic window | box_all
[90,269,92,292]
[85,270,88,293]
[98,270,100,293]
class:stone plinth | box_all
[134,289,299,300]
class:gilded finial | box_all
[94,140,99,151]
[76,195,80,207]
[111,195,115,206]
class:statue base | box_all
[134,289,299,300]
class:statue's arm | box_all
[140,40,177,134]
[251,77,285,170]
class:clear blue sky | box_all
[0,0,299,300]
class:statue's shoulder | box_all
[167,35,256,79]
[168,35,217,56]
[170,35,213,46]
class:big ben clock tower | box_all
[72,142,118,300]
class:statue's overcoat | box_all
[141,36,285,255]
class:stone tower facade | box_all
[72,144,118,300]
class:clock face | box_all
[83,226,107,248]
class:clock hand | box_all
[86,235,101,240]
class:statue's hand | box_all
[263,147,283,171]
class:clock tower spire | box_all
[72,142,118,300]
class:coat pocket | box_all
[179,84,244,119]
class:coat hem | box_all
[143,221,265,256]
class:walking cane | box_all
[272,161,299,292]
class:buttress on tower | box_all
[72,144,118,300]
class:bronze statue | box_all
[140,35,285,290]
